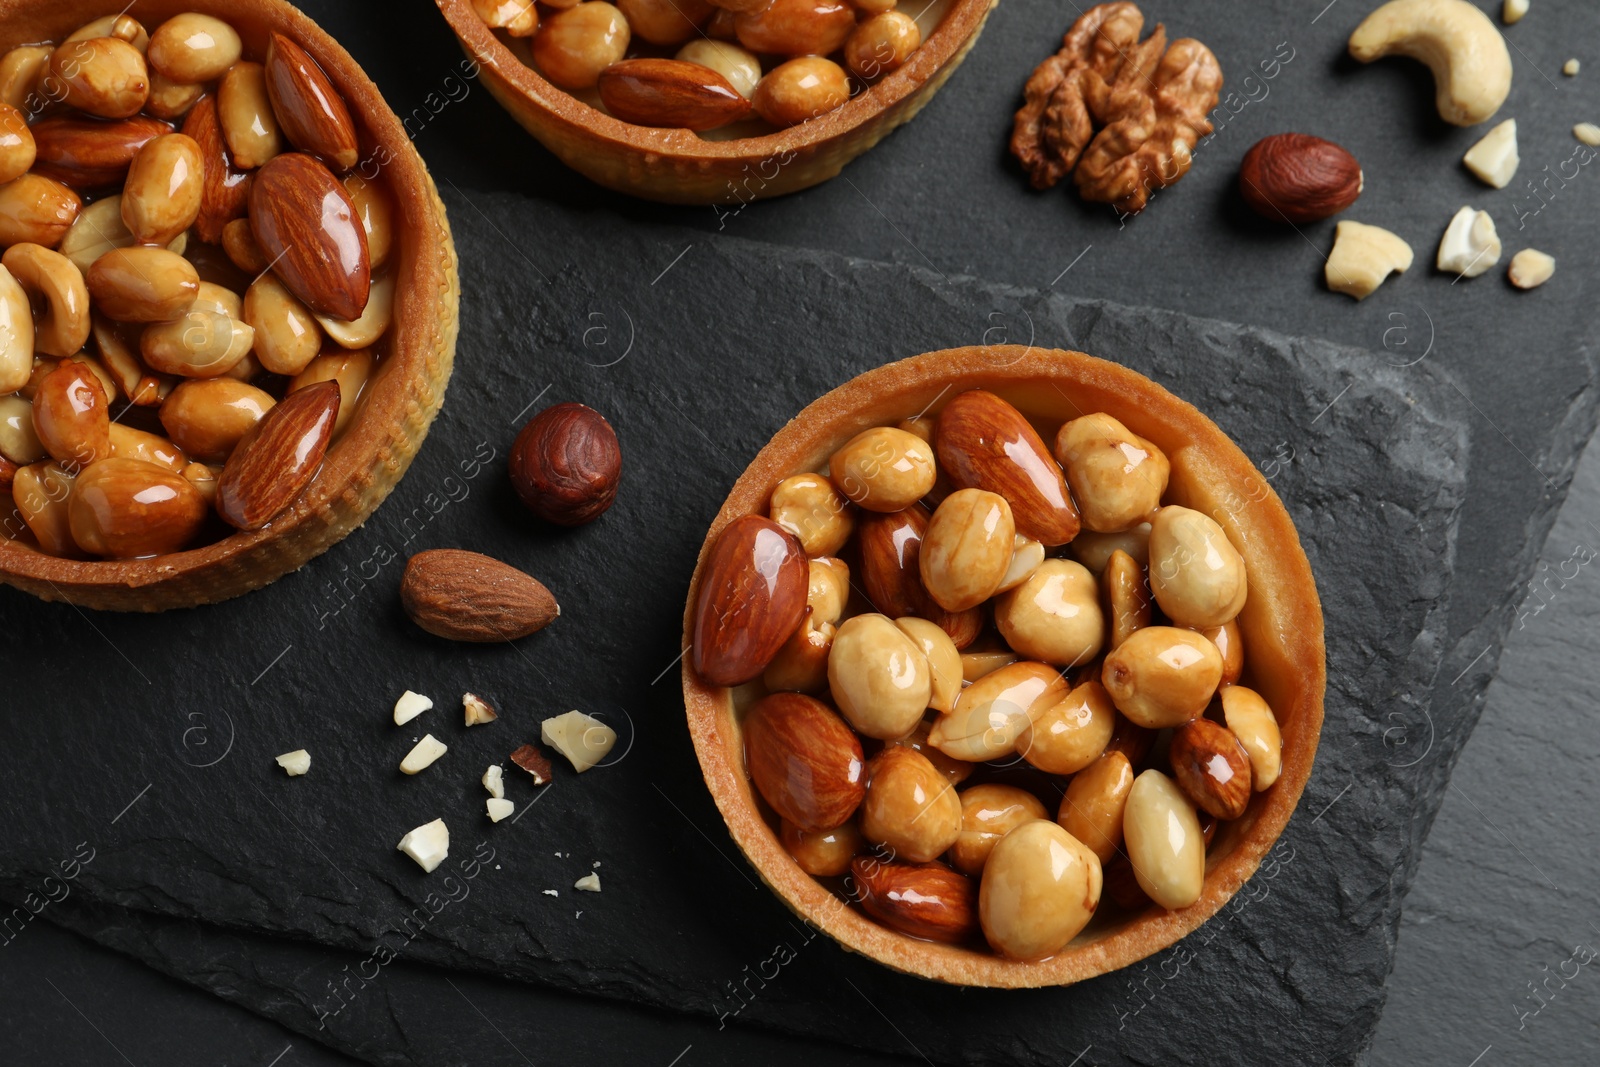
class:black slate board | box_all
[0,201,1472,1067]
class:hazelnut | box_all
[920,488,1016,612]
[994,558,1104,667]
[1017,679,1116,775]
[769,471,854,557]
[948,783,1048,877]
[859,745,961,863]
[1068,523,1151,575]
[978,820,1102,960]
[1238,133,1363,224]
[509,401,621,526]
[892,616,962,713]
[1101,626,1224,729]
[1053,412,1169,532]
[827,613,932,739]
[828,426,937,513]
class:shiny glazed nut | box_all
[736,0,855,55]
[289,349,369,435]
[217,62,282,170]
[1,243,89,358]
[994,558,1104,667]
[959,648,1017,682]
[121,132,203,245]
[859,745,961,863]
[0,173,81,248]
[597,59,752,130]
[508,401,622,525]
[215,379,340,529]
[692,514,809,686]
[706,6,739,36]
[144,70,203,119]
[159,378,275,460]
[855,504,932,618]
[1123,769,1205,909]
[0,394,45,463]
[192,281,242,319]
[180,95,250,244]
[1198,619,1243,685]
[342,175,394,270]
[1149,505,1248,628]
[28,114,171,190]
[763,556,850,693]
[1057,750,1133,864]
[181,460,217,503]
[844,11,921,79]
[1169,717,1251,819]
[752,57,850,128]
[617,0,715,46]
[148,14,241,84]
[473,0,540,34]
[850,857,978,943]
[888,718,974,784]
[263,34,357,171]
[1018,679,1116,775]
[532,3,632,91]
[675,40,762,99]
[249,153,370,321]
[852,0,899,14]
[12,462,82,557]
[64,15,149,50]
[32,360,111,468]
[782,818,863,876]
[743,691,865,831]
[994,533,1045,594]
[221,217,269,274]
[769,472,854,558]
[829,426,937,513]
[949,783,1048,876]
[244,272,322,375]
[0,46,51,111]
[935,389,1080,546]
[47,37,148,119]
[86,246,199,324]
[0,267,30,394]
[0,103,34,185]
[108,424,186,472]
[1220,685,1282,791]
[1054,412,1169,532]
[894,616,961,713]
[1104,548,1151,648]
[978,820,1101,960]
[60,197,185,275]
[827,612,932,740]
[1101,626,1224,729]
[920,488,1015,612]
[927,660,1068,762]
[67,457,206,557]
[1069,522,1151,574]
[142,310,253,377]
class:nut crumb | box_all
[1564,58,1580,76]
[1502,0,1528,23]
[487,797,515,822]
[542,889,559,897]
[275,749,311,776]
[400,734,448,774]
[394,690,433,725]
[1508,248,1555,289]
[575,873,602,892]
[540,710,617,772]
[463,692,498,726]
[510,743,554,785]
[1576,123,1600,147]
[397,819,449,873]
[483,764,505,799]
[1436,206,1502,279]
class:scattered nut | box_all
[1574,123,1600,147]
[510,743,554,785]
[1238,133,1364,223]
[1563,58,1579,76]
[487,797,515,822]
[397,818,449,873]
[509,402,622,526]
[1436,205,1502,278]
[541,710,617,772]
[1325,220,1414,300]
[393,689,433,725]
[1502,0,1528,23]
[483,764,506,799]
[1508,248,1555,290]
[1348,0,1513,126]
[1461,118,1518,188]
[399,734,448,775]
[574,872,602,892]
[401,549,560,643]
[275,749,310,776]
[463,692,498,726]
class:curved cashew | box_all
[0,264,33,393]
[0,243,90,358]
[1348,0,1512,126]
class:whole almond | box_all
[401,549,560,642]
[935,390,1080,546]
[181,94,252,244]
[691,514,808,687]
[743,691,865,831]
[250,153,370,320]
[1168,716,1252,819]
[850,857,978,943]
[1239,133,1362,224]
[264,34,359,172]
[855,505,983,649]
[215,379,339,530]
[29,114,170,188]
[597,59,752,131]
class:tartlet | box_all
[681,346,1325,986]
[435,0,996,204]
[0,0,459,611]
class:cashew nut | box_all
[1,242,90,358]
[0,263,33,393]
[1325,220,1415,300]
[1348,0,1513,126]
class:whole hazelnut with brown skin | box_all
[509,402,621,525]
[1239,133,1362,224]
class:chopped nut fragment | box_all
[394,690,433,725]
[1462,119,1518,188]
[397,818,449,873]
[574,873,602,892]
[510,743,554,785]
[1325,220,1414,300]
[463,692,498,726]
[483,764,505,799]
[400,734,448,774]
[542,888,558,897]
[1509,248,1555,289]
[1564,58,1580,76]
[1502,0,1528,23]
[487,797,515,822]
[275,749,311,776]
[541,710,617,773]
[1576,123,1600,147]
[1436,206,1502,278]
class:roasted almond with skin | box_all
[743,691,865,831]
[850,857,978,944]
[181,94,251,244]
[401,548,561,642]
[1239,133,1363,224]
[855,505,983,648]
[691,514,808,687]
[215,379,339,530]
[264,34,359,172]
[596,59,752,131]
[935,389,1079,546]
[1168,717,1252,819]
[28,114,170,189]
[250,153,370,321]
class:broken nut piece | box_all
[574,872,602,892]
[510,743,554,785]
[1575,123,1600,147]
[397,818,449,873]
[463,692,498,726]
[1508,248,1555,290]
[1502,0,1527,23]
[487,797,515,822]
[394,690,433,725]
[275,749,310,776]
[1325,220,1414,300]
[483,764,506,799]
[1436,206,1501,278]
[541,710,617,772]
[1462,119,1518,188]
[400,733,448,774]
